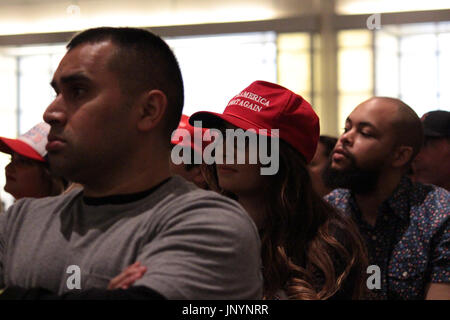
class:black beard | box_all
[322,156,381,195]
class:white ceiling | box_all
[0,0,449,36]
[0,0,317,36]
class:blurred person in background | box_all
[308,135,338,197]
[170,114,210,189]
[412,110,450,191]
[0,122,66,200]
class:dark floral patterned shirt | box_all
[325,177,449,300]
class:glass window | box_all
[338,48,373,92]
[338,93,372,131]
[0,54,17,210]
[375,23,450,116]
[400,34,437,53]
[337,29,373,130]
[18,55,56,133]
[438,33,450,110]
[0,44,65,135]
[400,53,438,116]
[166,32,277,116]
[0,55,17,137]
[438,32,450,52]
[277,32,312,102]
[338,30,372,48]
[375,31,399,97]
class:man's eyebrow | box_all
[346,117,379,132]
[50,73,91,89]
[358,121,380,133]
[358,121,376,129]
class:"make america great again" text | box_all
[227,90,271,112]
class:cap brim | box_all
[423,128,445,138]
[189,111,227,129]
[189,111,275,138]
[0,137,46,162]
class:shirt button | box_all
[402,271,408,278]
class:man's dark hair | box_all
[67,27,184,141]
[319,135,338,158]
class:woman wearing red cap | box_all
[190,81,368,299]
[0,122,66,200]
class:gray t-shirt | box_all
[0,176,262,299]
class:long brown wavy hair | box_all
[202,139,368,299]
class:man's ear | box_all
[137,89,168,132]
[392,145,413,168]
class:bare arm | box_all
[107,262,147,290]
[425,283,450,300]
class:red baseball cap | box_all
[0,122,50,162]
[189,80,319,163]
[171,114,211,155]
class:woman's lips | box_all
[216,165,238,174]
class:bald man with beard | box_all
[323,97,449,300]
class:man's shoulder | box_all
[143,176,259,234]
[409,181,449,226]
[4,189,82,223]
[158,176,244,210]
[324,189,352,210]
[413,181,450,205]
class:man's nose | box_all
[5,161,14,172]
[43,95,67,127]
[340,129,354,147]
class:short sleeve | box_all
[132,194,263,299]
[323,189,350,214]
[430,217,450,283]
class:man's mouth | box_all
[46,134,66,152]
[332,147,351,162]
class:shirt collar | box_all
[348,176,412,222]
[383,176,412,221]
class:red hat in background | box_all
[0,122,50,162]
[171,114,211,155]
[189,80,320,163]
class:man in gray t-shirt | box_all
[0,27,262,299]
[0,176,261,299]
